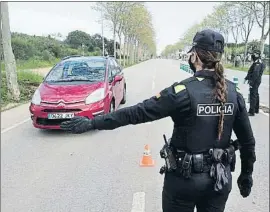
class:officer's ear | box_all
[190,52,198,64]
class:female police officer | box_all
[60,29,256,212]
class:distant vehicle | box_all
[29,56,126,129]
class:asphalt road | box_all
[1,59,269,212]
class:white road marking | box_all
[131,192,145,212]
[1,118,31,134]
[258,103,269,117]
[260,110,269,117]
[244,102,269,117]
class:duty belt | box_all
[175,150,212,174]
[174,146,236,177]
[169,141,238,192]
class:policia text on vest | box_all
[197,103,234,116]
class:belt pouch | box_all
[192,153,204,173]
[181,153,192,179]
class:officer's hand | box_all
[237,173,253,198]
[60,116,94,134]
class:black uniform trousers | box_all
[162,166,232,212]
[249,81,261,114]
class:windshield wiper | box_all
[46,79,95,82]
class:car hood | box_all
[39,82,105,103]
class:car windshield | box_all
[45,58,106,83]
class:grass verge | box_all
[1,58,60,71]
[224,64,270,75]
[1,58,59,111]
[1,70,44,111]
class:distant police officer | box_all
[245,50,265,116]
[60,29,256,212]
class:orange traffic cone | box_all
[140,144,155,167]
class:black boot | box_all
[248,112,255,116]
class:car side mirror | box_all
[109,76,114,83]
[114,75,123,82]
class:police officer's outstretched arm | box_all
[233,91,256,198]
[60,83,189,133]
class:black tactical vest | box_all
[170,75,239,153]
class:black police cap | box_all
[252,49,261,55]
[188,29,225,53]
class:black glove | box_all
[210,149,229,192]
[237,173,253,198]
[60,116,94,134]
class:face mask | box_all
[188,56,197,73]
[251,54,259,62]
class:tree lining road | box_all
[1,59,269,212]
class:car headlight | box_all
[85,88,105,104]
[31,89,41,105]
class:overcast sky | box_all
[8,2,266,55]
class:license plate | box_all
[48,113,74,119]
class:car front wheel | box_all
[109,100,115,113]
[120,86,126,104]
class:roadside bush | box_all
[41,50,55,61]
[61,48,81,57]
[1,70,43,106]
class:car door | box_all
[111,59,123,107]
[107,60,114,104]
[114,59,124,94]
[108,59,120,107]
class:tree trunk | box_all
[260,35,266,56]
[243,41,248,67]
[0,17,3,61]
[129,37,134,65]
[132,39,135,64]
[130,39,134,65]
[137,43,139,62]
[118,33,122,66]
[133,40,137,64]
[127,36,131,65]
[123,35,126,67]
[136,42,140,63]
[137,43,140,62]
[133,39,136,64]
[113,25,116,58]
[123,36,125,66]
[258,2,269,57]
[143,46,146,61]
[1,2,20,101]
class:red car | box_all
[29,56,127,129]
